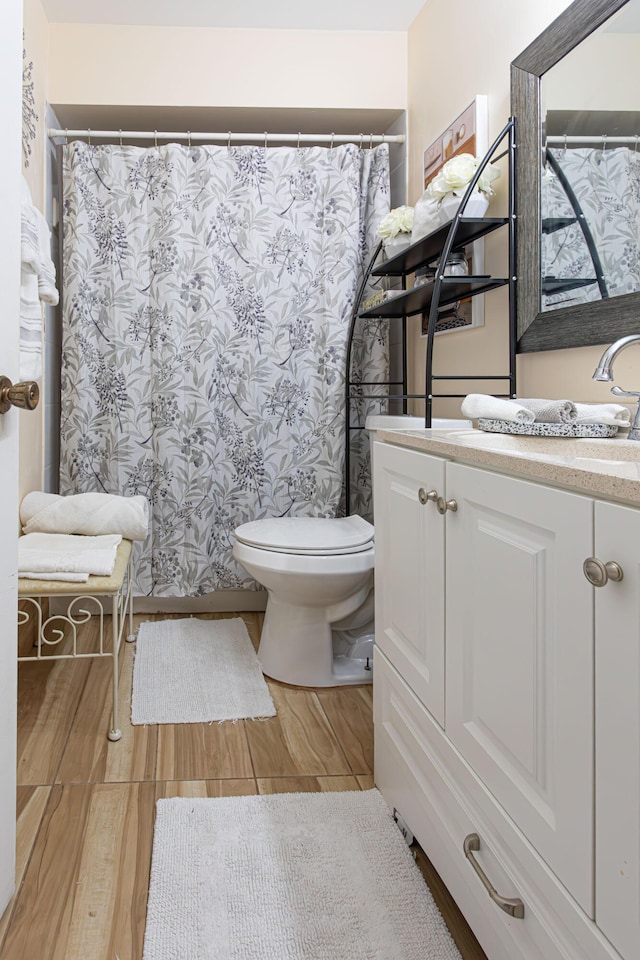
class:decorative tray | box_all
[477,419,619,438]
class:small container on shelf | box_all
[439,252,469,277]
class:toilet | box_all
[233,415,471,687]
[233,515,375,687]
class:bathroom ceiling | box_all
[40,0,425,30]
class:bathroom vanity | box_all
[373,427,640,960]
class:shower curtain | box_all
[542,146,640,309]
[60,141,389,596]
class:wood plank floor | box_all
[2,611,487,960]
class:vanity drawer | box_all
[374,649,622,960]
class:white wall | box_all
[48,23,406,110]
[406,0,640,414]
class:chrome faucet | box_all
[592,334,640,440]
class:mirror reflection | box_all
[540,0,640,313]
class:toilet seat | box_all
[235,516,374,556]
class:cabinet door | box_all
[594,500,640,960]
[445,462,594,914]
[373,442,446,725]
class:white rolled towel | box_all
[18,533,122,578]
[513,398,577,423]
[571,403,632,426]
[20,491,149,540]
[460,394,535,423]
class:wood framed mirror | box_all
[512,0,640,352]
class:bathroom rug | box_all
[131,617,275,724]
[143,788,461,960]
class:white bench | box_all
[17,538,135,741]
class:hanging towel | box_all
[20,178,59,381]
[18,532,122,579]
[513,398,577,423]
[571,402,632,426]
[460,394,535,423]
[20,491,149,541]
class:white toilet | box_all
[233,515,375,687]
[233,415,471,687]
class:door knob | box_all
[583,557,623,587]
[0,376,39,414]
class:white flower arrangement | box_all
[376,205,415,241]
[426,153,500,202]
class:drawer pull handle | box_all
[418,488,438,505]
[463,833,525,919]
[436,496,458,515]
[583,557,623,587]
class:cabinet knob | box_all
[436,496,458,515]
[583,557,623,587]
[0,376,39,414]
[418,488,438,505]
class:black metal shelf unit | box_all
[344,118,517,514]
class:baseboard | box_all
[133,590,267,614]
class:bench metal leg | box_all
[108,594,122,742]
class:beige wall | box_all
[407,0,640,416]
[544,32,640,112]
[48,24,406,109]
[20,0,49,500]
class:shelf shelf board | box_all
[542,277,597,294]
[372,217,509,277]
[359,276,509,319]
[542,216,578,235]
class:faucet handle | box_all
[611,385,640,399]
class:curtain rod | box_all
[47,128,404,145]
[546,135,640,145]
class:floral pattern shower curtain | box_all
[542,146,640,309]
[60,141,389,596]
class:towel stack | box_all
[18,492,149,581]
[21,177,59,381]
[460,394,631,427]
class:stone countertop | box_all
[377,427,640,506]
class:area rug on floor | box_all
[143,789,462,960]
[131,617,276,724]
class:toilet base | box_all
[258,595,373,687]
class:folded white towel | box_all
[572,402,631,426]
[514,398,577,423]
[18,533,122,578]
[20,491,149,541]
[461,394,535,423]
[20,571,90,583]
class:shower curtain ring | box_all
[119,129,123,148]
[228,131,232,149]
[369,132,374,149]
[635,135,639,153]
[297,131,301,149]
[64,128,69,145]
[154,130,158,148]
[330,132,335,150]
[87,128,92,146]
[359,133,364,150]
[264,131,268,149]
[602,134,607,151]
[563,134,567,155]
[187,130,191,148]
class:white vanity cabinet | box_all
[373,437,639,960]
[593,501,640,960]
[373,444,445,725]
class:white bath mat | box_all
[143,789,462,960]
[131,617,276,724]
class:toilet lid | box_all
[235,516,374,555]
